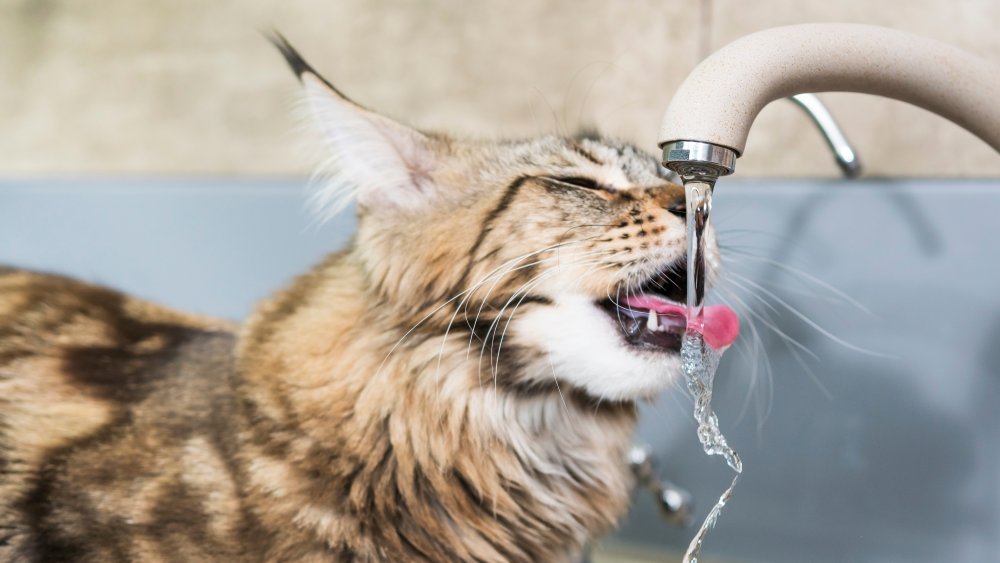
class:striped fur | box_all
[0,41,712,562]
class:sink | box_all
[616,179,1000,562]
[1,178,997,561]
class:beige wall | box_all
[2,0,998,177]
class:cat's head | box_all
[275,37,736,402]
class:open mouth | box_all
[597,261,689,353]
[597,260,739,352]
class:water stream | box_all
[680,181,742,563]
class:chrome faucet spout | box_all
[661,140,736,185]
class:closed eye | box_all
[545,176,610,192]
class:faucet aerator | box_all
[660,140,738,185]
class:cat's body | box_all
[0,260,632,562]
[0,269,251,560]
[0,37,731,562]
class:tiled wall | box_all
[2,0,998,177]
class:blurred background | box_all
[2,1,1000,562]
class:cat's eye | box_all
[546,176,609,192]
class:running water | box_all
[680,333,741,563]
[681,181,742,563]
[684,181,711,328]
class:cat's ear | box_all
[269,33,436,217]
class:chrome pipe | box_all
[789,93,862,178]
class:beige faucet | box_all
[659,23,1000,183]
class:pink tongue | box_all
[622,296,740,350]
[697,305,740,349]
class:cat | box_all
[0,35,733,562]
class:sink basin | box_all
[617,179,1000,562]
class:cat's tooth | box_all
[647,309,659,331]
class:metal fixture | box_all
[662,94,862,183]
[789,94,862,178]
[627,445,693,527]
[660,140,736,186]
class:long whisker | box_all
[486,256,620,386]
[464,240,605,358]
[722,249,874,316]
[718,277,820,362]
[465,250,606,372]
[377,239,598,386]
[732,275,894,358]
[495,259,620,375]
[713,285,776,426]
[716,280,833,401]
[456,249,609,376]
[490,269,565,388]
[483,259,614,391]
[546,352,570,414]
[479,267,567,393]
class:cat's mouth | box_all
[596,261,739,352]
[597,261,688,353]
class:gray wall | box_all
[0,179,354,320]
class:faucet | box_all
[659,23,1000,184]
[628,23,1000,537]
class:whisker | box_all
[546,352,569,414]
[464,241,606,357]
[429,242,606,399]
[379,238,599,389]
[716,280,833,401]
[713,286,776,426]
[732,275,893,358]
[718,277,820,362]
[489,257,620,388]
[480,268,568,393]
[722,249,874,316]
[486,259,615,389]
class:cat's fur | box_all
[0,38,710,562]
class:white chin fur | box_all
[513,293,682,401]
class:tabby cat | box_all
[0,36,737,562]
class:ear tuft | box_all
[267,31,361,106]
[267,31,312,82]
